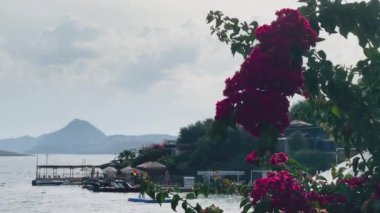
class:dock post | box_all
[35,155,39,178]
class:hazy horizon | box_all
[0,118,178,139]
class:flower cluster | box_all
[245,150,259,165]
[245,151,288,166]
[251,170,311,212]
[339,177,365,189]
[251,170,346,212]
[270,152,288,166]
[215,98,233,120]
[215,9,317,137]
[256,9,318,56]
[306,191,346,206]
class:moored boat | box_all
[128,197,172,203]
[89,180,140,193]
[32,179,66,186]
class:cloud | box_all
[0,17,105,67]
[122,41,199,92]
[28,17,103,65]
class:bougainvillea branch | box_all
[215,9,317,146]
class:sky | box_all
[0,0,365,138]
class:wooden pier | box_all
[33,164,103,186]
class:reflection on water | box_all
[0,155,240,213]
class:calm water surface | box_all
[0,155,240,213]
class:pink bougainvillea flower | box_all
[214,8,317,137]
[251,170,346,212]
[270,152,288,166]
[215,98,233,120]
[245,150,259,165]
[251,170,311,212]
[306,191,346,206]
[339,177,365,189]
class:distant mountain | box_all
[28,119,107,154]
[0,136,39,153]
[0,119,176,154]
[0,149,28,156]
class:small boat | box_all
[32,179,65,186]
[128,197,172,203]
[92,186,140,193]
[89,181,140,193]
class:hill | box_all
[0,136,39,153]
[0,119,176,154]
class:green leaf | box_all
[140,181,147,196]
[249,21,258,27]
[240,198,249,208]
[317,50,327,60]
[364,48,380,59]
[331,166,337,179]
[352,156,360,175]
[358,161,366,171]
[230,18,239,25]
[182,200,188,211]
[206,12,214,23]
[315,175,327,181]
[337,167,346,178]
[216,18,223,28]
[231,43,237,56]
[344,173,353,179]
[171,194,180,211]
[242,203,252,213]
[242,22,249,31]
[347,72,354,82]
[316,37,326,42]
[223,23,232,30]
[201,183,210,197]
[186,192,196,200]
[195,203,202,212]
[156,192,166,206]
[339,23,350,38]
[147,187,156,200]
[331,105,342,118]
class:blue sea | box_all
[0,154,240,213]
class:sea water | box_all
[0,155,240,213]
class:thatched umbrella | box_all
[103,166,117,177]
[136,161,166,171]
[136,161,167,183]
[120,166,134,175]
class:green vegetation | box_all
[116,119,258,176]
[291,150,335,172]
[116,117,335,176]
[114,150,136,170]
[287,130,308,151]
[285,129,335,172]
[289,101,318,125]
[176,119,258,174]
